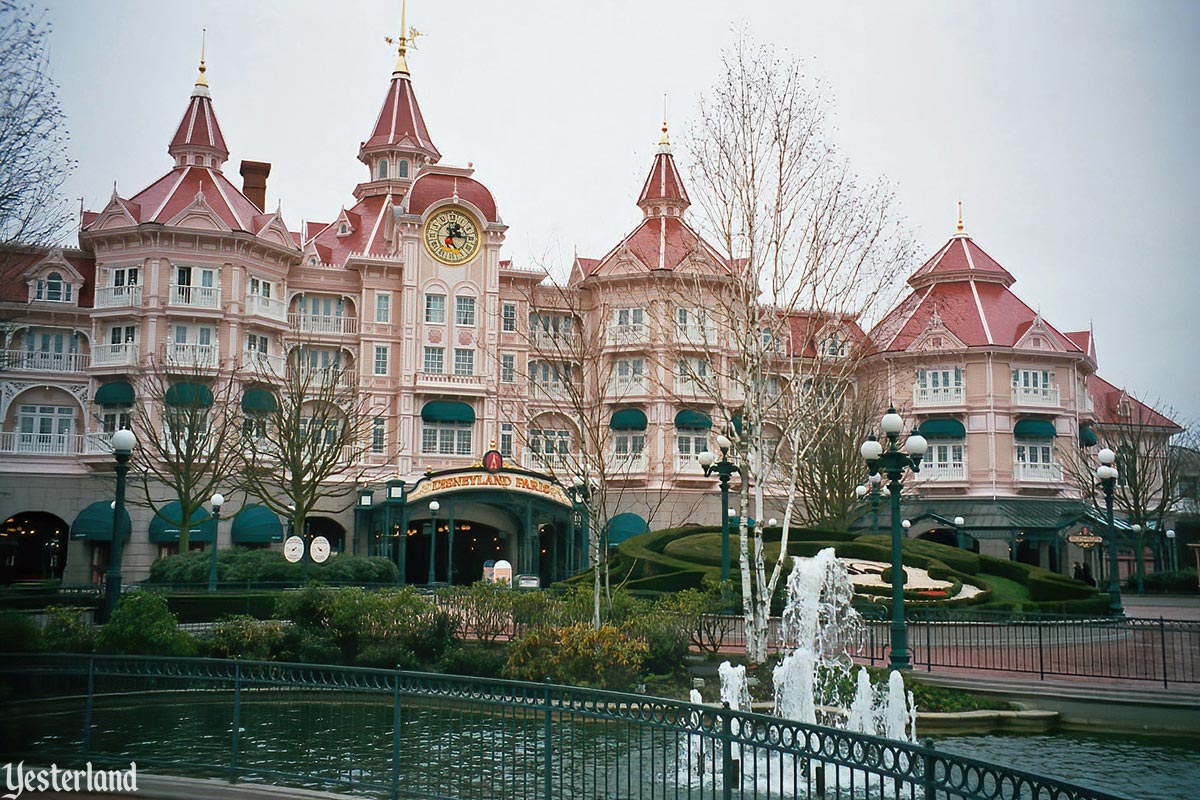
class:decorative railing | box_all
[241,350,284,376]
[93,285,142,308]
[913,384,964,406]
[609,452,647,474]
[675,452,705,474]
[920,463,967,481]
[531,330,576,352]
[1013,385,1061,406]
[0,655,1131,800]
[166,342,218,369]
[606,323,648,345]
[288,313,359,335]
[675,376,707,396]
[0,432,83,455]
[244,293,286,320]
[415,371,486,390]
[293,366,357,389]
[169,284,221,309]
[91,343,138,368]
[675,324,718,347]
[1,349,89,372]
[1014,461,1064,482]
[607,375,647,396]
[531,381,567,400]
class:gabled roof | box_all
[309,194,391,266]
[0,247,96,305]
[362,73,440,162]
[787,312,867,358]
[122,167,264,232]
[1087,374,1180,430]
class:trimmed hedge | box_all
[164,592,281,623]
[147,547,398,586]
[857,534,981,575]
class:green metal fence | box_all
[0,655,1128,800]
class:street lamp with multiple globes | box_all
[1095,448,1124,614]
[854,473,888,535]
[860,406,927,670]
[697,433,741,582]
[208,493,224,592]
[104,428,137,622]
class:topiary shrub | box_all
[40,606,96,653]
[97,592,196,656]
[206,615,286,660]
[1027,572,1097,602]
[505,623,648,691]
[0,611,41,652]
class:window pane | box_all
[425,294,446,323]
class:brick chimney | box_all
[239,160,271,212]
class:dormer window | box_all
[338,224,349,236]
[36,272,72,303]
[398,160,409,178]
[377,159,388,180]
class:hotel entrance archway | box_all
[0,511,69,583]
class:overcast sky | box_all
[42,0,1200,424]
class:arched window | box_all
[398,160,409,178]
[39,272,71,302]
[377,160,388,179]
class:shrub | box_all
[505,623,648,691]
[0,611,41,652]
[438,643,508,678]
[1027,572,1096,602]
[97,592,196,656]
[40,606,96,653]
[206,615,285,660]
[274,626,340,664]
[976,554,1033,582]
[1125,569,1198,594]
[149,547,398,586]
[441,582,515,644]
[165,592,280,623]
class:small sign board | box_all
[284,535,305,563]
[492,559,513,586]
[482,559,496,583]
[1068,533,1104,548]
[516,574,541,590]
[310,535,331,563]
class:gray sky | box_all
[43,0,1200,424]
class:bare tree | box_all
[126,359,243,552]
[681,34,915,662]
[0,1,76,258]
[239,340,376,550]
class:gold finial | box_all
[195,28,208,87]
[956,200,964,234]
[385,0,423,76]
[659,94,670,146]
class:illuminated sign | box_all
[407,470,572,508]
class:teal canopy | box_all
[94,381,134,407]
[421,401,475,423]
[919,418,966,439]
[1014,419,1057,439]
[1079,426,1099,447]
[241,388,277,413]
[70,501,130,542]
[231,504,283,544]
[674,409,713,429]
[606,513,649,546]
[165,382,214,407]
[610,408,647,430]
[148,501,216,543]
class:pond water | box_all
[933,731,1199,800]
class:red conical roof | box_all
[362,73,440,162]
[168,85,228,165]
[908,232,1015,289]
[637,145,689,216]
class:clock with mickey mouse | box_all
[423,206,481,265]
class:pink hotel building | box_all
[0,38,1179,587]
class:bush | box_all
[441,582,515,644]
[147,547,398,586]
[438,643,508,678]
[1125,570,1198,594]
[0,611,41,652]
[505,623,648,691]
[40,606,96,653]
[165,592,280,623]
[206,615,285,660]
[1027,572,1096,602]
[97,592,196,656]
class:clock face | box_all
[424,207,481,266]
[284,535,304,563]
[310,535,331,564]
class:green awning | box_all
[606,513,649,546]
[919,418,966,439]
[70,501,131,542]
[1014,419,1057,439]
[241,388,277,413]
[421,401,475,423]
[165,382,214,407]
[674,409,712,429]
[148,501,216,543]
[231,504,283,544]
[95,381,134,407]
[1079,426,1099,447]
[610,408,647,431]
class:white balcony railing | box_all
[92,344,139,368]
[675,452,706,474]
[609,453,648,474]
[531,330,576,353]
[920,463,967,481]
[0,432,83,455]
[1014,461,1064,482]
[415,372,486,390]
[245,293,286,320]
[94,285,142,308]
[84,432,114,455]
[166,342,219,369]
[2,350,89,372]
[288,313,359,335]
[607,323,648,346]
[675,377,707,397]
[607,376,647,396]
[522,452,573,473]
[675,325,718,347]
[1012,386,1060,406]
[169,284,221,309]
[242,351,285,376]
[531,381,568,400]
[294,367,357,389]
[913,385,965,406]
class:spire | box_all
[385,0,423,77]
[169,40,229,170]
[954,200,968,237]
[637,115,689,219]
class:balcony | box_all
[531,330,576,353]
[1014,461,1064,483]
[415,371,487,392]
[675,325,718,348]
[94,285,143,308]
[288,313,359,336]
[166,342,219,369]
[607,323,649,346]
[531,381,568,401]
[92,344,139,368]
[0,432,83,456]
[83,432,115,455]
[1012,386,1060,407]
[522,452,573,473]
[606,375,647,397]
[919,463,967,481]
[608,453,647,475]
[242,351,285,376]
[913,385,964,407]
[169,284,221,309]
[294,367,357,389]
[675,376,708,397]
[2,350,89,372]
[674,452,706,475]
[245,293,286,321]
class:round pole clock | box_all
[424,206,481,265]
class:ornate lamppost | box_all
[1095,447,1124,614]
[860,407,927,670]
[698,433,741,582]
[427,499,440,585]
[104,429,137,623]
[208,492,224,592]
[854,473,888,535]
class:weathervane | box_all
[384,0,424,75]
